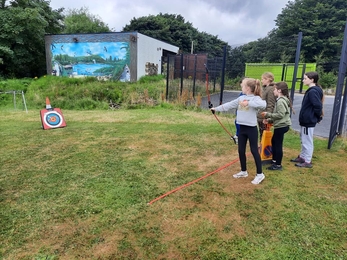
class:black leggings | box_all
[271,126,289,165]
[238,125,262,174]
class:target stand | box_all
[260,124,273,165]
[40,97,66,130]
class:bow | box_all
[205,64,237,144]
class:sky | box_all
[49,0,290,46]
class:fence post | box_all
[299,63,306,93]
[166,56,170,101]
[290,32,303,104]
[193,54,197,98]
[180,54,184,96]
[219,45,227,105]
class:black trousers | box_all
[238,125,262,174]
[271,126,289,165]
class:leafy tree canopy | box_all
[122,13,228,57]
[241,0,347,66]
[0,0,64,78]
[62,7,111,34]
[274,0,347,63]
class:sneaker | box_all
[251,173,265,184]
[267,164,283,171]
[295,162,312,168]
[290,156,305,163]
[233,171,248,178]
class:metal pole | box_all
[328,19,347,148]
[193,54,197,98]
[166,56,170,101]
[290,32,303,104]
[281,63,286,81]
[337,24,347,135]
[180,54,184,96]
[13,90,16,109]
[338,76,347,134]
[299,63,306,93]
[220,45,227,105]
[22,91,28,113]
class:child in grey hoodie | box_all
[211,78,266,185]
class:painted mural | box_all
[50,41,130,81]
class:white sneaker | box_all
[251,173,265,184]
[233,171,248,178]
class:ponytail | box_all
[244,78,262,97]
[254,79,262,96]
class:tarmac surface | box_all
[202,91,336,138]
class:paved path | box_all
[201,91,335,138]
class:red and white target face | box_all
[40,108,66,130]
[43,111,63,128]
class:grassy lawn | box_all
[1,108,346,259]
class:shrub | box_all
[319,71,337,90]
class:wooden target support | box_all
[260,124,273,164]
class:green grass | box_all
[1,108,346,259]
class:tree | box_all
[62,7,111,34]
[0,0,64,78]
[274,0,347,63]
[227,46,246,78]
[122,13,227,57]
[226,0,347,76]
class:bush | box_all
[319,71,337,89]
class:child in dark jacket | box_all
[291,71,324,168]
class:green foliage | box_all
[0,78,32,108]
[1,0,346,80]
[227,46,246,78]
[274,0,347,63]
[137,74,165,84]
[0,78,32,92]
[228,0,347,75]
[0,75,167,110]
[319,71,338,89]
[122,13,227,57]
[225,76,243,90]
[0,0,64,78]
[62,7,111,34]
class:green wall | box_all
[245,63,316,90]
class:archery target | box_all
[40,108,66,130]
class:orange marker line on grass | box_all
[148,154,251,205]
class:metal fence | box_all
[165,54,224,104]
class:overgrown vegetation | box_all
[0,75,173,110]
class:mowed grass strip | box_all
[0,108,346,259]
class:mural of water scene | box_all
[50,41,130,81]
